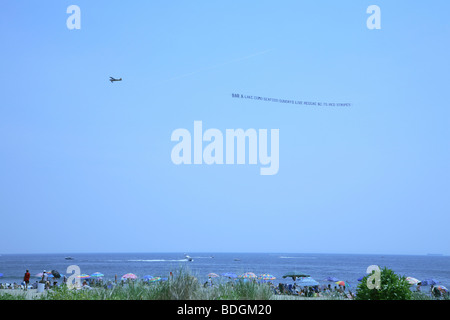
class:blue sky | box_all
[0,1,449,255]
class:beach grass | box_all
[0,292,27,300]
[29,267,273,300]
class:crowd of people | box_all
[274,282,355,299]
[1,270,66,291]
[201,276,355,299]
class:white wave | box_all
[127,259,189,262]
[105,260,123,262]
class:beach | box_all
[1,253,449,300]
[0,269,446,301]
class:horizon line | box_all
[0,251,447,257]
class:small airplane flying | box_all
[109,77,122,83]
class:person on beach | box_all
[41,270,48,283]
[23,270,30,290]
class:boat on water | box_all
[184,254,193,262]
[65,257,74,260]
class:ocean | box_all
[1,252,449,291]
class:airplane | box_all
[109,77,122,83]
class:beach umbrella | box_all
[121,273,138,280]
[406,277,420,285]
[90,272,104,278]
[207,273,219,278]
[420,279,439,286]
[297,277,319,286]
[258,274,276,281]
[51,270,61,279]
[77,274,91,279]
[222,272,237,279]
[336,281,350,287]
[435,285,448,293]
[143,275,153,280]
[357,276,365,281]
[148,276,161,282]
[282,271,310,281]
[0,273,3,277]
[325,276,339,282]
[239,272,257,279]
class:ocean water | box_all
[1,252,449,291]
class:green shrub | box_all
[355,267,412,300]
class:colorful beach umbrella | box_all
[90,272,104,278]
[77,274,91,279]
[239,272,257,279]
[435,285,448,293]
[207,273,219,278]
[406,277,420,285]
[121,273,138,280]
[336,281,350,287]
[258,274,276,281]
[148,276,161,282]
